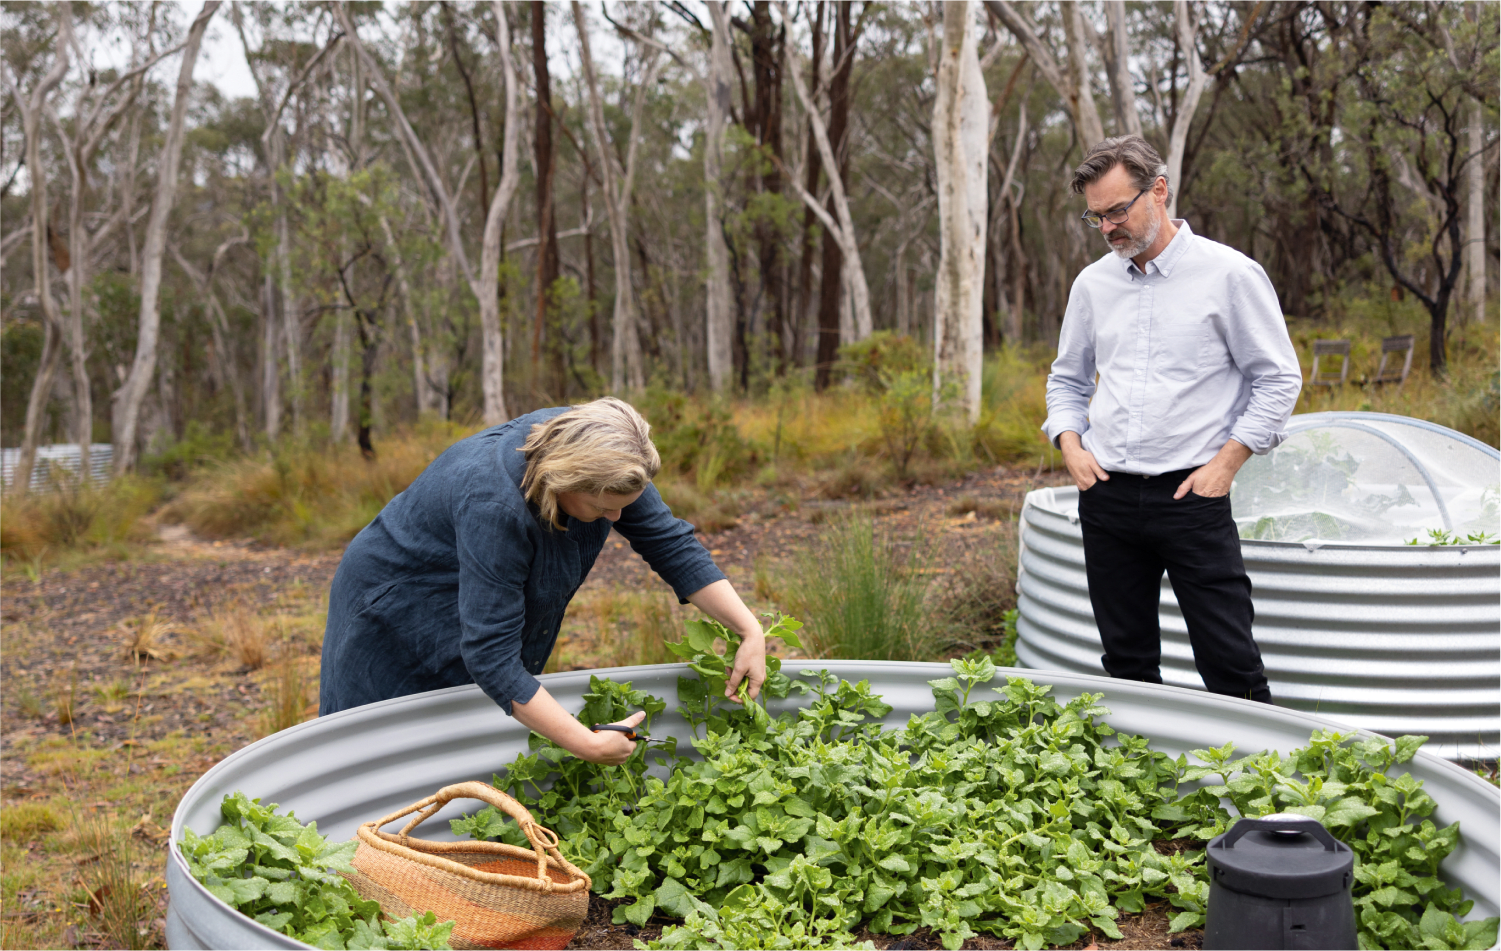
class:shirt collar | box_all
[1118,219,1193,278]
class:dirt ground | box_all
[0,464,1197,950]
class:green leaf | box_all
[624,896,657,927]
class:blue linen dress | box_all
[318,407,725,716]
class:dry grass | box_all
[0,803,59,841]
[0,477,160,564]
[550,587,687,672]
[121,608,179,663]
[933,519,1022,664]
[52,668,78,725]
[163,420,474,548]
[257,651,316,738]
[191,599,273,670]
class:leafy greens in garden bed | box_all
[179,791,455,950]
[456,618,1496,951]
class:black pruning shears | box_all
[590,723,649,742]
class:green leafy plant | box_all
[1405,528,1499,546]
[178,792,454,950]
[458,647,1495,951]
[1170,731,1498,949]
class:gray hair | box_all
[1069,135,1172,203]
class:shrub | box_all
[835,330,928,392]
[637,388,755,489]
[0,476,160,563]
[163,422,467,547]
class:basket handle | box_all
[371,781,559,885]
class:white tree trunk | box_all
[704,1,735,392]
[330,307,350,441]
[478,0,522,424]
[1165,0,1206,220]
[112,1,218,473]
[1061,1,1106,148]
[777,1,872,341]
[1466,96,1485,325]
[374,210,430,418]
[1104,1,1142,136]
[261,271,280,440]
[574,1,656,393]
[61,123,92,478]
[933,0,989,424]
[9,5,71,494]
[276,206,301,432]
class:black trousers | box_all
[1076,469,1272,703]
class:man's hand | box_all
[724,631,766,703]
[1174,439,1253,499]
[1059,431,1109,492]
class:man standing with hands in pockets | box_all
[1042,136,1303,703]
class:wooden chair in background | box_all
[1308,339,1351,387]
[1374,334,1415,388]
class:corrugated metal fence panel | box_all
[0,444,112,491]
[1016,485,1501,762]
[167,665,1500,949]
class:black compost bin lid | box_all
[1206,814,1354,901]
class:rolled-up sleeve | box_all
[454,500,540,715]
[614,485,727,602]
[1224,262,1303,455]
[1042,282,1098,449]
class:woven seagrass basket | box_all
[343,781,591,951]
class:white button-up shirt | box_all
[1042,221,1303,475]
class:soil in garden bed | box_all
[563,894,1206,950]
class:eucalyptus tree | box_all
[572,1,664,394]
[112,0,220,474]
[46,5,185,475]
[778,0,873,386]
[932,0,987,423]
[3,0,70,493]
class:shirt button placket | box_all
[1126,279,1152,468]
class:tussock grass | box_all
[934,519,1022,665]
[258,651,316,738]
[191,599,272,670]
[121,608,178,663]
[782,511,934,662]
[0,803,59,841]
[70,809,154,951]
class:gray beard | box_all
[1107,212,1163,260]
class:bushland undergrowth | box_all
[5,313,1495,564]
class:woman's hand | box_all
[512,687,645,765]
[580,711,647,765]
[725,630,766,703]
[685,579,768,703]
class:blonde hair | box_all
[520,397,661,530]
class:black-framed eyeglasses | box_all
[1080,189,1147,229]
